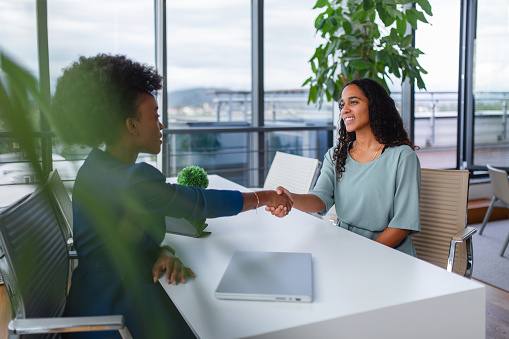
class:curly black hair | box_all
[332,78,418,179]
[50,54,163,147]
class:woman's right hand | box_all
[265,186,293,217]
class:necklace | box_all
[351,143,383,162]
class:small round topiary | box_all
[177,166,209,189]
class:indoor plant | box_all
[167,165,210,237]
[177,165,209,189]
[304,0,433,106]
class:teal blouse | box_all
[309,144,421,256]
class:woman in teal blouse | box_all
[268,78,421,256]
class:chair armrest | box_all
[448,226,477,278]
[8,315,131,338]
[452,226,477,242]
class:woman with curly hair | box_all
[268,78,421,256]
[51,54,292,339]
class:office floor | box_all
[0,280,508,338]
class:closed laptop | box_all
[215,251,313,303]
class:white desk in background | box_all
[162,175,485,339]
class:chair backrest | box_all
[487,164,509,206]
[412,168,470,274]
[0,181,70,326]
[48,169,73,243]
[262,152,322,194]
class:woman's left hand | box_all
[152,253,196,285]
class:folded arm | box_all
[374,227,412,248]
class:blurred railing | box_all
[2,90,509,207]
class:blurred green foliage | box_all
[0,52,49,181]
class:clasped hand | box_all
[152,253,195,285]
[266,186,293,218]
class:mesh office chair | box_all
[0,180,132,338]
[47,169,73,249]
[477,165,509,256]
[262,152,322,194]
[412,168,477,278]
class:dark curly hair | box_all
[332,78,418,179]
[50,54,163,147]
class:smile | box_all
[344,117,355,122]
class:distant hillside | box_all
[168,88,230,107]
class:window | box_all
[166,1,251,123]
[264,0,333,124]
[47,0,156,173]
[414,0,461,169]
[472,0,509,168]
[164,1,253,183]
[0,0,40,207]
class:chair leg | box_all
[465,237,474,279]
[447,239,457,273]
[500,229,509,257]
[479,196,497,235]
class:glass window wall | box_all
[414,0,460,169]
[472,0,509,168]
[166,1,251,123]
[0,0,40,208]
[1,0,506,207]
[47,0,156,176]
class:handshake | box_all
[259,186,324,218]
[258,186,294,218]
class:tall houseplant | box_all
[304,0,432,106]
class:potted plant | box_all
[165,166,211,237]
[177,165,209,189]
[304,0,433,106]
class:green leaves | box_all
[415,0,433,16]
[177,165,209,189]
[0,53,48,181]
[314,0,330,9]
[305,0,432,107]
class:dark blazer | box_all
[64,148,243,338]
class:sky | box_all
[0,0,508,95]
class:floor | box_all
[0,279,508,338]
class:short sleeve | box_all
[309,148,336,215]
[386,150,421,234]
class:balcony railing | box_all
[1,90,508,208]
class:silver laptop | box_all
[215,251,313,303]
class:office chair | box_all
[478,165,509,256]
[262,151,322,194]
[412,168,477,278]
[0,180,132,338]
[48,169,74,249]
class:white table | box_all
[161,175,485,339]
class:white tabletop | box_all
[161,175,485,339]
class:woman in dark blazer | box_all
[51,54,292,339]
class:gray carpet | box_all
[471,219,509,291]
